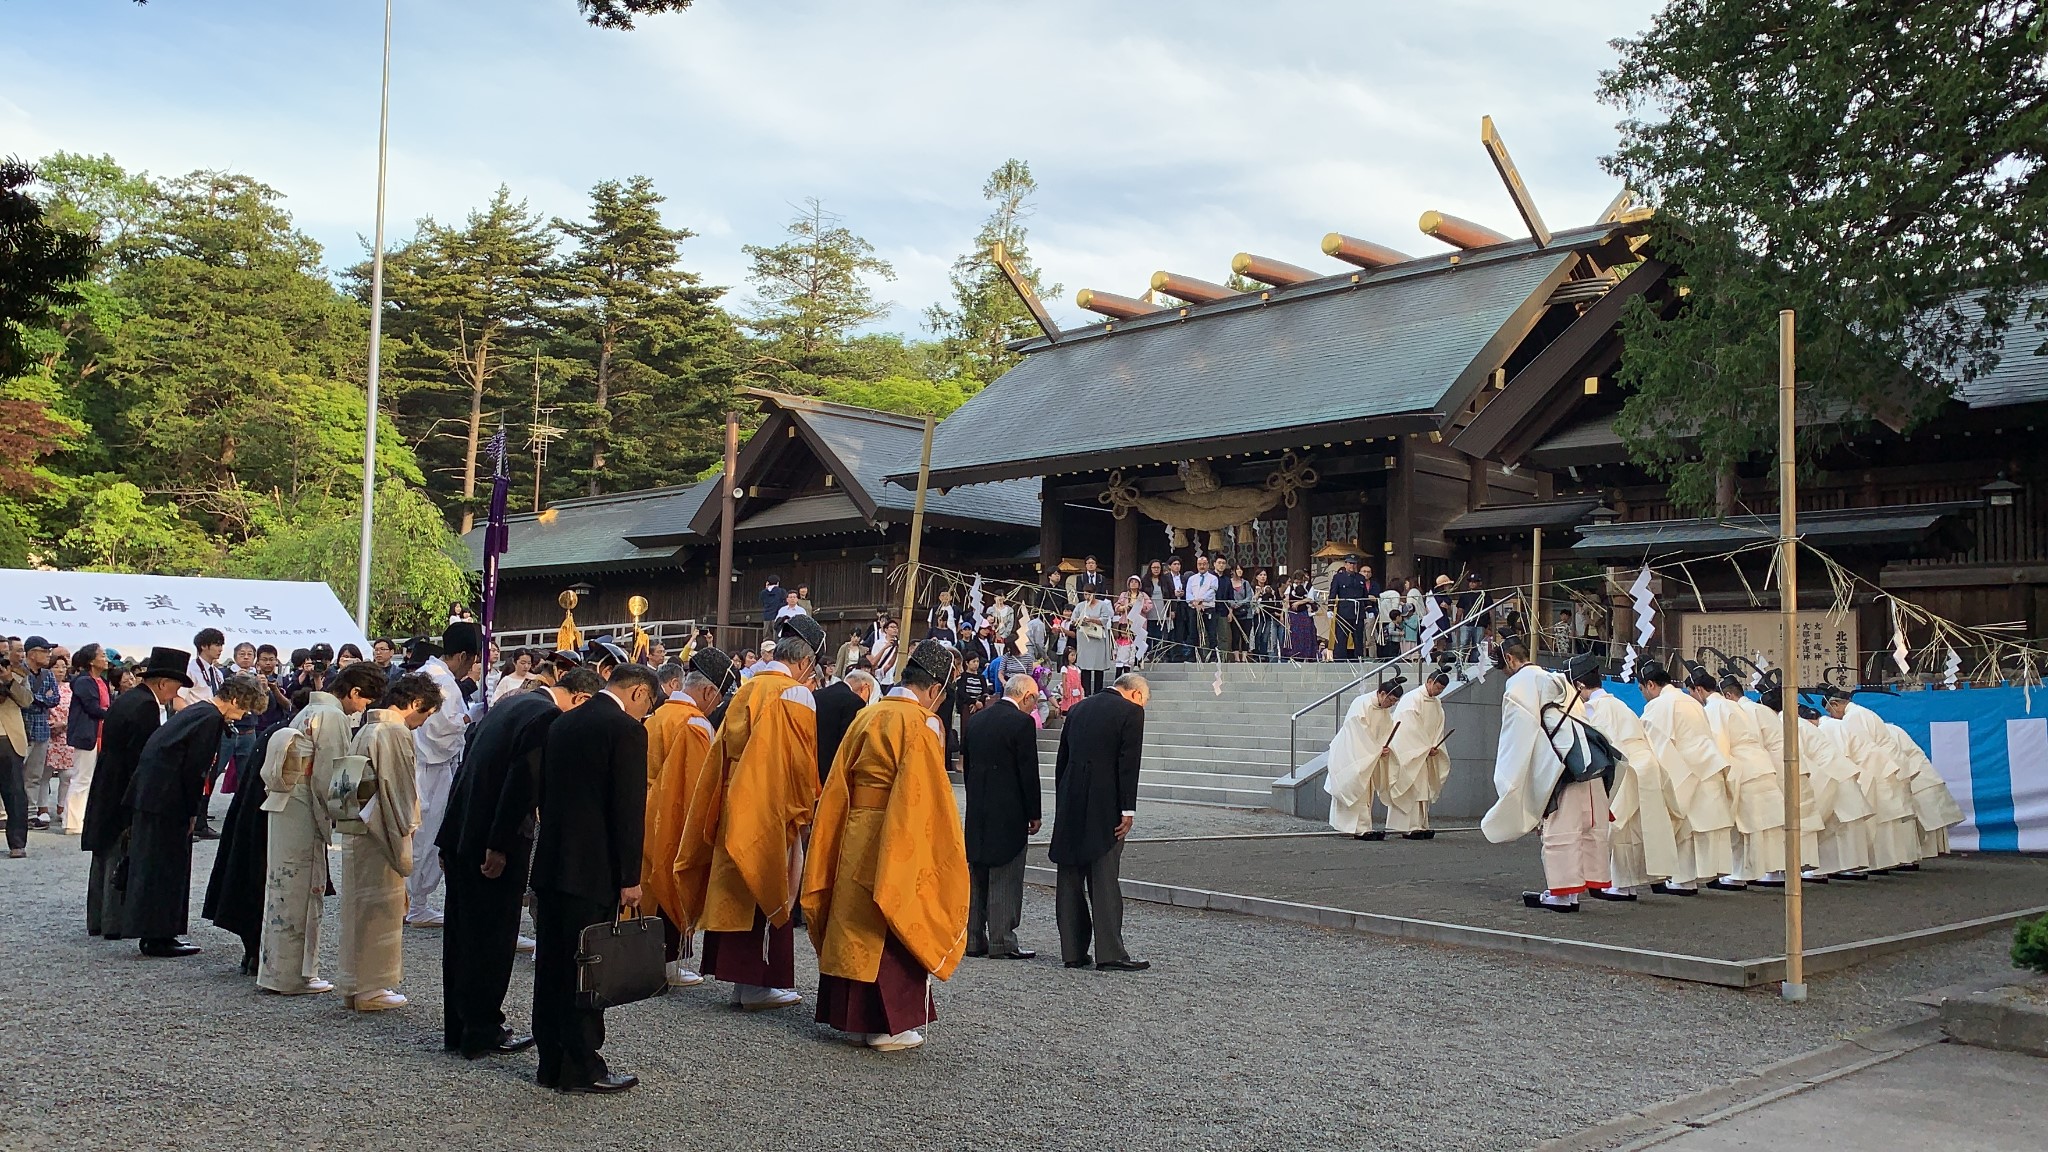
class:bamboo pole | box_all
[1530,526,1542,661]
[716,412,737,649]
[1780,309,1807,1003]
[895,416,937,680]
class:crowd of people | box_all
[6,592,1156,1096]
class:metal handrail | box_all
[1285,644,1426,777]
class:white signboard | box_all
[0,569,368,657]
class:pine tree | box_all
[741,198,894,380]
[376,188,563,531]
[554,176,736,496]
[924,159,1059,385]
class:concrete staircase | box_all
[1035,662,1381,809]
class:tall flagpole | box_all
[354,0,394,633]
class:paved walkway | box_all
[1638,1042,2040,1151]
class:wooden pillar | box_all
[1039,479,1063,574]
[1466,453,1490,510]
[1386,440,1415,578]
[1287,497,1311,577]
[1113,508,1138,583]
[1534,468,1555,501]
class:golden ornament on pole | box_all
[627,594,651,661]
[557,588,583,655]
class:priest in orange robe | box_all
[802,638,969,1051]
[675,619,820,1012]
[643,649,729,989]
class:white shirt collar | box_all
[886,686,918,700]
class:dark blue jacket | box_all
[66,673,110,750]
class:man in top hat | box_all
[802,638,970,1051]
[1328,555,1371,662]
[407,621,482,926]
[1571,659,1678,901]
[675,617,820,1012]
[643,647,730,989]
[1637,661,1735,893]
[1819,686,1920,871]
[79,647,189,928]
[124,673,267,955]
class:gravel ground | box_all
[0,812,2022,1152]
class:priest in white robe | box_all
[1384,670,1452,838]
[1325,678,1403,840]
[1483,647,1609,911]
[1703,673,1785,888]
[1800,703,1876,875]
[1821,689,1918,870]
[1637,662,1734,893]
[1743,685,1817,886]
[337,673,438,1012]
[1570,662,1678,900]
[1882,721,1964,858]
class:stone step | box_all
[1135,780,1273,808]
[1038,727,1328,751]
[1140,766,1286,790]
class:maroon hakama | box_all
[815,932,935,1036]
[700,908,794,987]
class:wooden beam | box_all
[1151,271,1238,304]
[1075,288,1162,320]
[1418,210,1512,250]
[1323,233,1413,269]
[992,241,1061,343]
[1480,115,1551,247]
[1113,508,1138,585]
[1231,252,1324,287]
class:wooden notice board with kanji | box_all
[1678,609,1860,687]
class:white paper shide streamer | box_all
[1620,565,1656,681]
[1891,599,1911,678]
[1944,645,1961,689]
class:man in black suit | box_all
[1048,673,1150,972]
[1075,555,1109,599]
[962,674,1043,960]
[80,647,189,939]
[813,667,876,782]
[529,661,659,1095]
[123,675,265,957]
[438,667,601,1060]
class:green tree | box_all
[1,156,97,379]
[742,198,894,379]
[1600,0,2048,510]
[56,475,219,573]
[577,0,693,27]
[86,170,370,536]
[813,374,971,419]
[375,188,563,531]
[924,159,1060,383]
[233,478,471,638]
[553,176,738,496]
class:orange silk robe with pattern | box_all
[801,696,969,983]
[643,698,714,930]
[674,671,818,932]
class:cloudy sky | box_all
[3,0,1665,334]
